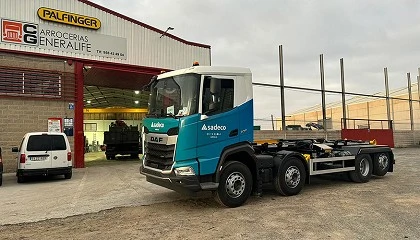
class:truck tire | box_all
[373,152,390,176]
[0,174,2,186]
[213,161,253,208]
[349,154,372,183]
[274,157,306,196]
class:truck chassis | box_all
[209,139,394,207]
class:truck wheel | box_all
[131,154,138,159]
[373,152,390,176]
[349,154,372,183]
[274,157,306,196]
[213,161,253,208]
[0,174,2,186]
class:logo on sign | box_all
[37,7,101,30]
[150,137,163,143]
[151,122,164,128]
[1,19,38,45]
[201,124,227,131]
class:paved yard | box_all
[0,148,419,240]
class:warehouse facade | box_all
[0,0,211,172]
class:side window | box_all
[202,77,234,116]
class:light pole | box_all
[160,27,174,38]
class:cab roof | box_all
[158,66,252,79]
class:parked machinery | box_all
[104,120,141,160]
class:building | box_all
[0,0,211,172]
[279,83,420,131]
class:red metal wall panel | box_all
[341,129,394,148]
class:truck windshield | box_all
[148,73,200,118]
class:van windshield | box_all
[27,135,66,151]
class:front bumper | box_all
[17,167,72,177]
[140,165,201,194]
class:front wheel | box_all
[213,161,253,208]
[274,157,306,196]
[349,154,372,183]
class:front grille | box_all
[144,142,175,171]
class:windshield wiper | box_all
[146,112,178,119]
[146,112,160,118]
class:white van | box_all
[12,132,72,183]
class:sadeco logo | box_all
[151,122,164,128]
[1,19,38,45]
[201,124,227,131]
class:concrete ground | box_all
[0,152,192,225]
[0,147,419,240]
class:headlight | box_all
[174,166,195,176]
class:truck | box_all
[104,120,141,160]
[139,65,394,207]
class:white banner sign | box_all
[1,18,127,59]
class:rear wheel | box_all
[0,174,3,186]
[373,152,390,176]
[17,175,25,183]
[349,154,372,183]
[274,157,306,196]
[213,161,253,208]
[64,171,72,179]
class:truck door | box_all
[197,76,239,175]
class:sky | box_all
[91,0,420,129]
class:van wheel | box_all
[349,154,372,183]
[64,172,72,179]
[213,161,253,208]
[274,157,306,196]
[17,175,25,183]
[373,152,390,176]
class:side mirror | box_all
[12,147,19,153]
[142,75,158,91]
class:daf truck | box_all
[139,65,394,207]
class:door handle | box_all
[229,129,238,137]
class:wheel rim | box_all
[378,154,389,170]
[359,158,370,176]
[225,171,246,198]
[285,166,301,188]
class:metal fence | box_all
[253,45,420,131]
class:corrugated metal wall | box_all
[0,0,210,69]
